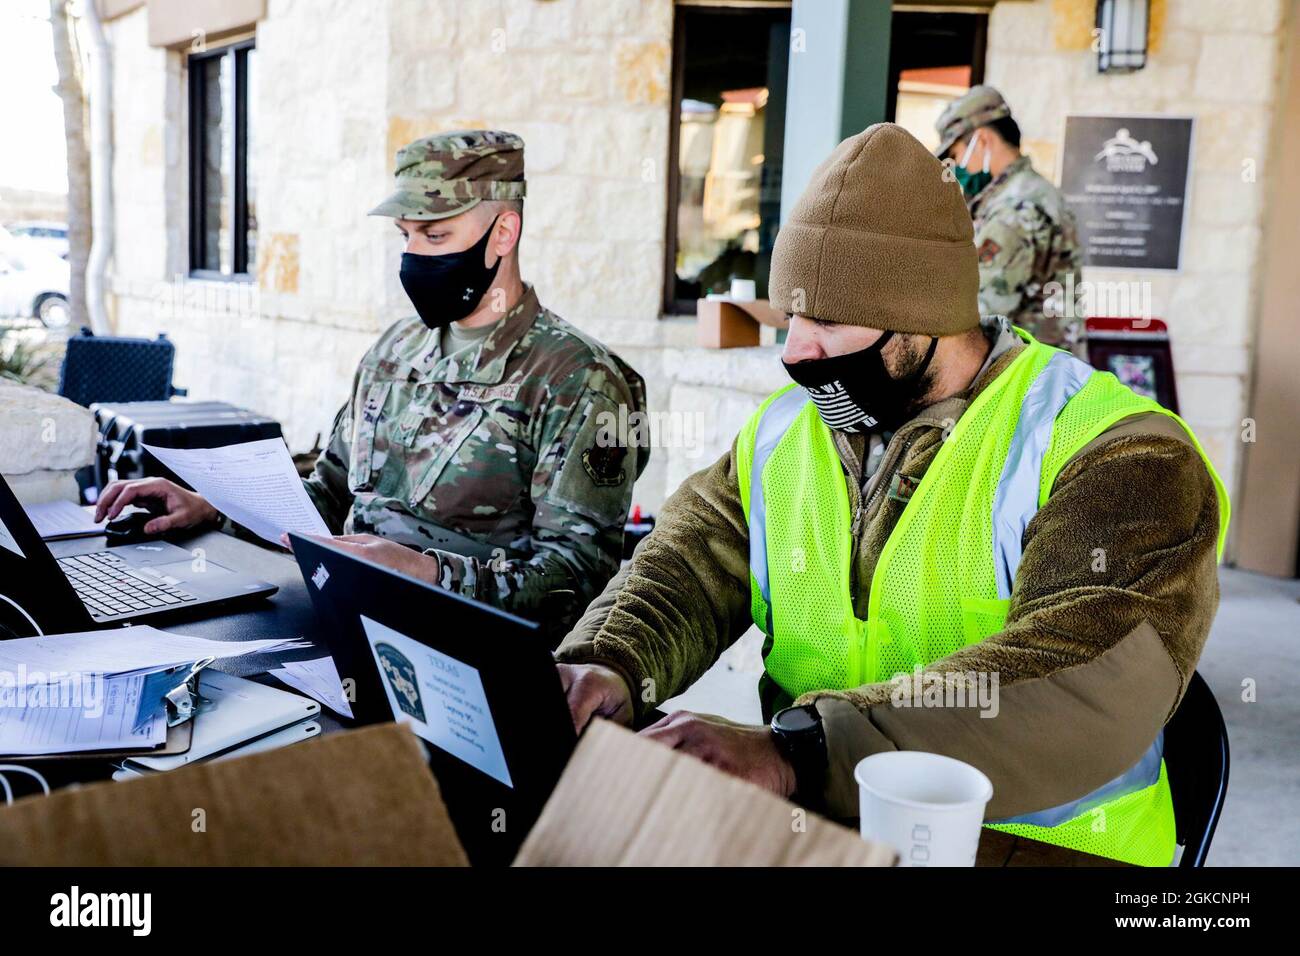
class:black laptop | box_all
[0,474,277,637]
[289,532,576,866]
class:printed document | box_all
[142,439,329,545]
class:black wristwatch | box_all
[770,703,828,808]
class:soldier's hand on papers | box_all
[640,711,797,798]
[307,534,442,584]
[557,662,634,733]
[94,477,220,533]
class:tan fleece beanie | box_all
[770,123,980,335]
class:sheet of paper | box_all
[0,625,310,681]
[0,514,24,558]
[361,615,512,788]
[25,499,108,540]
[0,670,167,755]
[141,439,329,545]
[269,656,354,718]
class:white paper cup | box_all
[729,277,757,301]
[854,751,993,867]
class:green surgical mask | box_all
[954,133,992,199]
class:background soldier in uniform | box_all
[96,130,648,642]
[936,85,1085,353]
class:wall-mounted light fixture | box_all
[1096,0,1149,73]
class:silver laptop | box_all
[0,474,276,635]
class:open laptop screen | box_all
[0,477,91,638]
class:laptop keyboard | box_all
[57,550,198,619]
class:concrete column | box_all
[779,0,892,221]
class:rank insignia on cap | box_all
[582,444,627,488]
[977,238,1002,264]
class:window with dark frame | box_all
[188,41,257,278]
[665,3,790,316]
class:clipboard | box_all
[17,717,196,762]
[5,659,213,762]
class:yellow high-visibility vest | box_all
[736,331,1229,866]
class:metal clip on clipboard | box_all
[163,656,216,727]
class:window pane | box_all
[244,47,257,272]
[197,53,233,272]
[673,8,789,306]
[193,46,255,276]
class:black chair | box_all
[57,327,187,408]
[1163,670,1230,867]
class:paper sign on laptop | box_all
[360,615,513,788]
[142,439,329,546]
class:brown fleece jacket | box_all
[556,344,1223,821]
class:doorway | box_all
[886,8,989,151]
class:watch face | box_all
[776,704,819,733]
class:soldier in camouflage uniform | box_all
[96,131,648,643]
[935,85,1085,353]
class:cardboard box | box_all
[0,722,468,866]
[0,719,894,866]
[696,298,790,349]
[515,721,895,866]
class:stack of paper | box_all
[0,669,171,755]
[25,500,108,541]
[0,626,310,756]
[0,626,309,679]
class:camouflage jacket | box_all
[303,285,648,642]
[969,155,1084,351]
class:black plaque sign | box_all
[1060,115,1193,271]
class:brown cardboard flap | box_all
[0,723,468,866]
[514,721,896,867]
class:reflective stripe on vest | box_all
[749,386,811,630]
[991,350,1093,600]
[993,730,1164,828]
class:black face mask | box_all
[782,331,939,434]
[399,215,501,329]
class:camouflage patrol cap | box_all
[368,129,526,220]
[933,85,1013,159]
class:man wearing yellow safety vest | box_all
[556,123,1228,867]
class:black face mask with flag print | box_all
[782,331,939,434]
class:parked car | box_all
[5,220,70,260]
[0,233,71,329]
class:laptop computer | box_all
[289,532,576,866]
[0,474,277,637]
